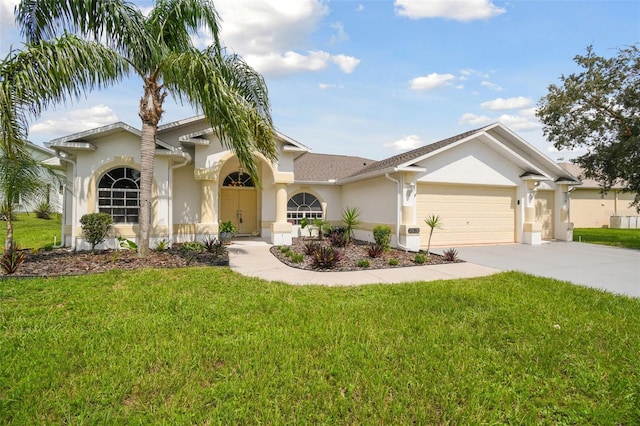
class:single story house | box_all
[46,116,581,251]
[559,162,639,228]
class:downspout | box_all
[384,173,410,251]
[56,151,77,250]
[169,153,190,247]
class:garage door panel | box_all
[417,184,515,246]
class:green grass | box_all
[574,227,640,249]
[0,213,62,250]
[2,268,639,424]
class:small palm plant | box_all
[341,206,361,246]
[424,214,443,257]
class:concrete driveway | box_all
[443,242,640,298]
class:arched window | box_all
[223,171,254,187]
[97,167,140,223]
[287,192,323,225]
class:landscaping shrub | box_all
[154,239,169,251]
[341,206,361,245]
[311,246,343,269]
[367,244,384,258]
[34,201,53,219]
[180,241,205,253]
[388,258,399,266]
[304,241,320,255]
[0,243,26,274]
[329,227,348,248]
[290,253,304,263]
[79,213,113,253]
[203,236,226,256]
[414,253,427,264]
[443,248,459,262]
[356,258,370,268]
[373,225,392,251]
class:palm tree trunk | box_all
[5,210,14,252]
[138,76,165,257]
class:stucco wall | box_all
[571,189,638,228]
[341,176,397,232]
[417,140,522,186]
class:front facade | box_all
[47,117,580,251]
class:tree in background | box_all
[537,44,640,210]
[17,0,276,256]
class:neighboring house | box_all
[4,141,63,214]
[559,162,639,228]
[47,116,581,251]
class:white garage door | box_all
[417,184,516,247]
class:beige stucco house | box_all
[47,116,581,251]
[559,162,639,228]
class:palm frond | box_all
[163,48,276,181]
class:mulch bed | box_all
[5,248,228,278]
[270,237,463,272]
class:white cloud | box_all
[481,96,533,110]
[0,0,19,34]
[332,54,360,74]
[318,83,344,90]
[244,50,331,76]
[410,73,456,91]
[395,0,506,21]
[459,113,492,126]
[211,0,328,55]
[496,114,540,131]
[191,1,359,76]
[459,68,489,80]
[30,105,119,135]
[329,21,349,44]
[481,81,505,91]
[356,4,365,12]
[385,135,423,151]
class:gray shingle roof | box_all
[344,126,487,179]
[294,153,374,182]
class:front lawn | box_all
[0,213,61,250]
[573,227,640,249]
[1,269,638,424]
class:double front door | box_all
[220,187,257,235]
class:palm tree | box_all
[424,214,442,257]
[0,150,62,251]
[1,35,128,249]
[1,35,128,156]
[16,0,277,256]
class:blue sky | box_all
[1,0,639,161]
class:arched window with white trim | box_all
[287,192,323,225]
[97,167,140,223]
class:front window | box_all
[287,192,323,225]
[97,167,140,223]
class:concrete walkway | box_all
[227,239,499,286]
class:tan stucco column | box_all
[522,181,542,245]
[271,182,293,245]
[194,168,219,235]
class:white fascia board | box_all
[155,149,192,163]
[47,141,96,152]
[394,165,426,173]
[395,133,482,169]
[48,122,139,144]
[487,123,575,178]
[276,131,310,152]
[158,114,206,131]
[282,145,307,152]
[481,132,552,179]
